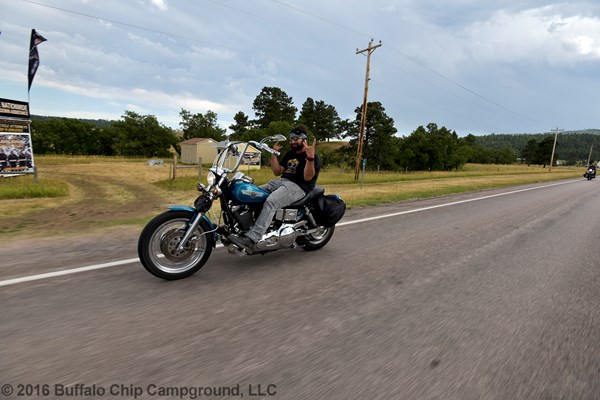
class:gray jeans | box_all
[245,178,306,242]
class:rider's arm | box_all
[304,157,316,181]
[303,139,317,181]
[271,142,285,176]
[271,153,284,176]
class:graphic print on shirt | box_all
[285,158,299,174]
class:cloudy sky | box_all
[2,0,600,137]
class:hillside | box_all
[475,130,600,163]
[31,114,114,128]
[26,114,599,163]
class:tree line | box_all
[30,86,595,170]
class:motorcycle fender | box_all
[168,205,196,213]
[166,205,217,232]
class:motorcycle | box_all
[584,167,596,180]
[138,134,346,280]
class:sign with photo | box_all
[0,98,34,175]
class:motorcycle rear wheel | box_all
[138,210,214,280]
[301,225,335,251]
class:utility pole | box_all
[354,39,382,181]
[548,126,563,172]
[587,144,593,167]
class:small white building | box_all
[180,138,218,164]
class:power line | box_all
[15,0,554,133]
[269,0,367,37]
[385,44,547,128]
[18,0,246,53]
[268,0,549,130]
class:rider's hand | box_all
[273,142,282,152]
[304,138,317,157]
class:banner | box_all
[0,133,34,174]
[0,98,34,175]
[0,121,30,134]
[28,29,47,91]
[0,98,30,119]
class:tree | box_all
[228,111,251,139]
[538,136,557,167]
[179,109,226,141]
[398,123,472,171]
[448,145,473,171]
[112,110,178,157]
[345,101,398,170]
[252,87,297,129]
[521,139,538,166]
[31,118,115,155]
[398,127,432,171]
[298,97,342,141]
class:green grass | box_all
[153,164,581,191]
[0,175,69,199]
[35,155,148,165]
[1,158,583,206]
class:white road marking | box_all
[0,258,139,287]
[337,180,576,226]
[0,179,579,287]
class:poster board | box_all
[0,98,34,175]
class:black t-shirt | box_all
[279,150,321,193]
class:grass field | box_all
[0,155,583,240]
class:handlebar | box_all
[249,141,280,157]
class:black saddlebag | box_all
[313,195,346,227]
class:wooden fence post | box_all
[172,154,177,180]
[198,157,203,180]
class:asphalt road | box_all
[2,178,600,400]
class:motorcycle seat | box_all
[287,185,325,208]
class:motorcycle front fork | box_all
[176,212,205,252]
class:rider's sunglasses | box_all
[289,134,304,141]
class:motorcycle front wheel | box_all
[301,225,335,251]
[138,210,214,280]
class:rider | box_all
[229,125,320,249]
[589,162,597,176]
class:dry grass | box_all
[329,172,580,207]
[0,155,583,241]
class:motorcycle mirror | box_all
[260,134,286,144]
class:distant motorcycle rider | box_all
[585,162,596,179]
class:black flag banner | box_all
[27,29,47,91]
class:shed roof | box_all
[180,138,216,145]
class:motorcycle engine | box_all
[254,223,298,251]
[274,208,300,222]
[232,205,254,231]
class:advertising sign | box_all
[0,98,34,175]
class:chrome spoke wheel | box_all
[138,210,214,280]
[148,218,208,274]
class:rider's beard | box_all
[290,141,304,151]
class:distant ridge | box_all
[475,129,600,162]
[31,114,114,128]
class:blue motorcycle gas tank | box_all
[228,180,269,204]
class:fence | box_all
[170,154,203,180]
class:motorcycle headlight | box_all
[207,171,216,186]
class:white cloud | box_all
[140,0,168,11]
[4,0,600,135]
[459,7,600,65]
[151,0,168,11]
